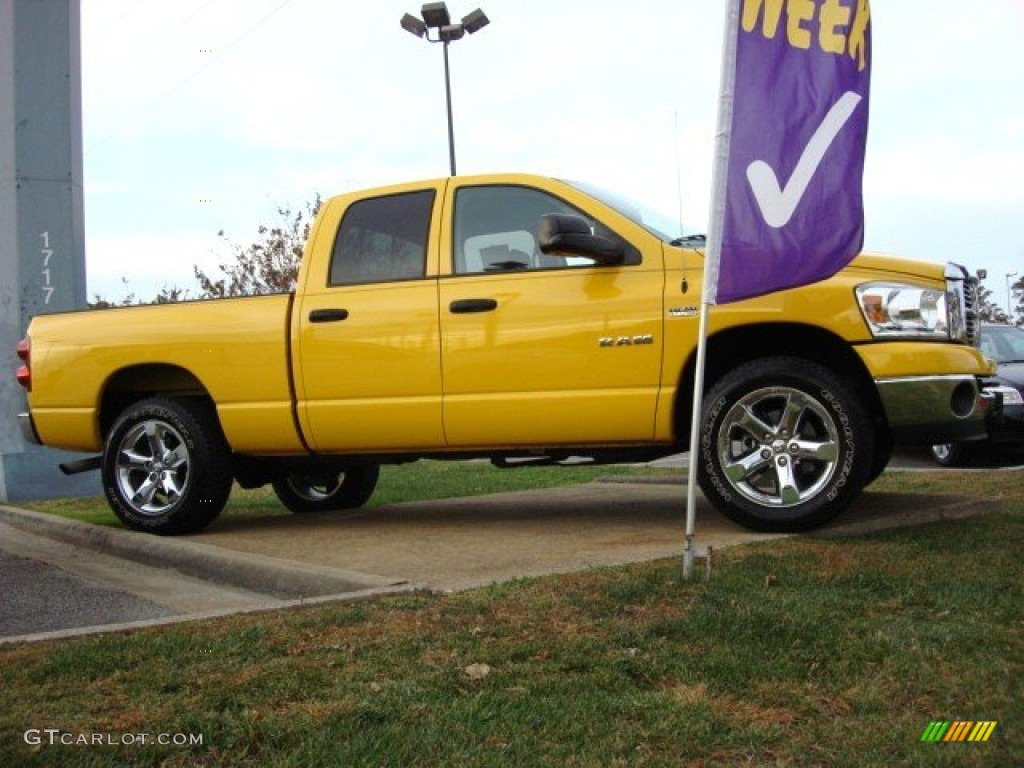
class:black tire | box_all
[272,466,380,514]
[101,397,232,535]
[697,357,874,533]
[930,442,967,467]
[866,428,893,485]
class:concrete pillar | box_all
[1,0,99,501]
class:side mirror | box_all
[538,214,624,266]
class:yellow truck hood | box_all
[847,251,947,282]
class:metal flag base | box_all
[683,541,713,582]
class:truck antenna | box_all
[674,109,685,236]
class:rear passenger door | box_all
[293,184,445,452]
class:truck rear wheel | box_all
[272,466,380,514]
[697,358,873,532]
[101,397,232,535]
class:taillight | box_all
[16,337,31,391]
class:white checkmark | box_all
[746,90,863,229]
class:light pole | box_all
[1008,271,1019,322]
[401,3,489,176]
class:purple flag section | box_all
[711,0,872,305]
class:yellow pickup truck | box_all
[16,174,993,535]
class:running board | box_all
[491,456,595,469]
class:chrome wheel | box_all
[103,398,232,534]
[717,386,840,507]
[272,465,380,514]
[114,419,191,516]
[283,475,340,503]
[699,358,872,532]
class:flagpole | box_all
[683,0,740,580]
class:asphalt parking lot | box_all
[0,452,1012,645]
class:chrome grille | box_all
[963,274,981,345]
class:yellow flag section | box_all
[740,0,869,69]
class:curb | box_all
[0,505,408,599]
[595,474,685,486]
[810,494,1004,538]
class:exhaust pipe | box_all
[59,456,102,476]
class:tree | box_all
[89,283,193,309]
[976,282,1004,323]
[88,197,322,308]
[1011,274,1024,327]
[193,197,322,299]
[977,273,1024,327]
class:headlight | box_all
[987,385,1024,406]
[856,282,949,339]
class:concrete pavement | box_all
[181,476,1004,590]
[0,461,1008,645]
[0,508,412,645]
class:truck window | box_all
[329,190,434,285]
[453,185,637,274]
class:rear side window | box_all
[328,190,434,285]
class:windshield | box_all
[564,180,702,244]
[981,325,1024,363]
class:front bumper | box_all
[875,375,994,445]
[17,412,42,446]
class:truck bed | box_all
[25,294,303,454]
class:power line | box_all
[116,0,225,70]
[86,0,300,154]
[92,0,146,41]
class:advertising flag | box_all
[707,0,872,304]
[683,0,872,578]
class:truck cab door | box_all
[293,185,445,452]
[438,180,665,448]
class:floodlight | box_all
[399,3,490,176]
[462,9,489,34]
[439,24,465,42]
[400,13,427,37]
[421,2,451,28]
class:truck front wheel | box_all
[697,358,873,532]
[272,466,380,514]
[101,398,233,535]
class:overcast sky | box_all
[81,0,1024,308]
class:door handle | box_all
[309,308,349,323]
[449,298,498,314]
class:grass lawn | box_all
[1,467,1021,767]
